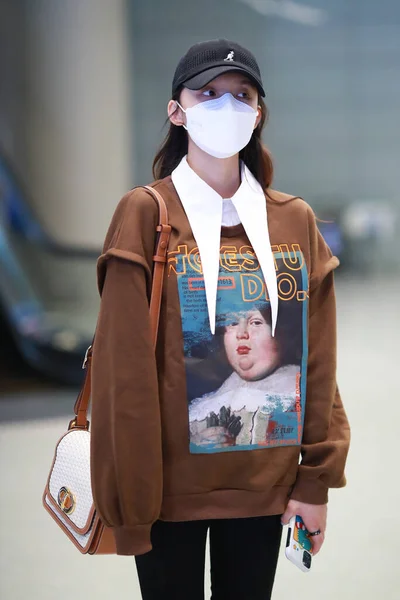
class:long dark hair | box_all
[152,86,274,190]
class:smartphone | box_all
[285,515,313,572]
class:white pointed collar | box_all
[171,155,278,336]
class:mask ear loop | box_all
[175,101,188,130]
[255,105,261,125]
[175,100,186,113]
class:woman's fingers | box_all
[301,518,326,555]
[310,531,325,556]
[281,499,327,555]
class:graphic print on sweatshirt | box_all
[168,244,309,454]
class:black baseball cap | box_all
[172,39,266,97]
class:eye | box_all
[238,88,256,102]
[250,319,263,327]
[202,89,216,97]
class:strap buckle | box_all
[156,224,172,234]
[68,418,90,431]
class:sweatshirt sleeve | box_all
[290,206,351,505]
[90,188,162,555]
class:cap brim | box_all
[183,65,265,97]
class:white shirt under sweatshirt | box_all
[222,198,241,227]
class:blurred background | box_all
[0,1,399,599]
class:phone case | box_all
[285,515,313,572]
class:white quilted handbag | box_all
[42,185,170,554]
[42,420,115,554]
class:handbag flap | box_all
[46,429,95,534]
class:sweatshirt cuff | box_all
[112,524,153,556]
[290,477,329,505]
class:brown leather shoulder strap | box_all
[71,185,170,429]
[144,185,171,347]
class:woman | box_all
[91,38,350,600]
[189,304,301,449]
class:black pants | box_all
[135,515,282,600]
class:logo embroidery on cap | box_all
[224,51,235,62]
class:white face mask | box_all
[176,93,258,159]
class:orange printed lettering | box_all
[188,247,203,275]
[238,246,259,272]
[278,244,305,271]
[277,272,297,301]
[240,274,267,302]
[220,246,241,271]
[168,244,188,275]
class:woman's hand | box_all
[281,500,327,555]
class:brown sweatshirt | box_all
[90,176,350,556]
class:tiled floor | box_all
[0,276,398,599]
